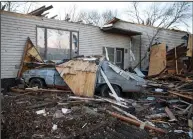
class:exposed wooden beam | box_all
[41,12,49,17]
[50,15,57,19]
[29,5,53,16]
[106,110,167,134]
[28,5,45,14]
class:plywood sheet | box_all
[56,59,99,97]
[148,43,166,76]
[187,34,193,57]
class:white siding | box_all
[1,12,131,79]
[114,21,187,70]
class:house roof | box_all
[101,18,142,36]
[101,24,142,36]
[105,17,189,34]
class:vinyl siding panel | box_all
[1,12,131,79]
[114,21,187,70]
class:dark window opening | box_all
[116,50,122,63]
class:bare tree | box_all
[126,2,192,69]
[126,2,192,47]
[58,4,80,21]
[101,9,118,24]
[127,2,191,28]
[77,10,101,25]
[57,4,118,26]
[1,1,39,13]
[75,9,118,26]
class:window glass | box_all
[47,29,70,60]
[36,27,79,61]
[72,32,78,57]
[103,47,114,63]
[37,27,45,59]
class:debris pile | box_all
[2,92,152,139]
[2,82,193,139]
[142,73,193,138]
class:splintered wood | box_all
[148,43,166,76]
[56,59,99,97]
[17,37,44,78]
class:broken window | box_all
[103,47,115,63]
[36,27,79,61]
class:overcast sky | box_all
[15,2,192,33]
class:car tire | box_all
[29,78,45,88]
[100,84,121,97]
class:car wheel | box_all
[29,78,45,88]
[100,84,121,97]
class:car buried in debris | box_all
[22,59,147,97]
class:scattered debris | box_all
[36,109,46,115]
[155,88,164,92]
[165,106,177,122]
[53,110,64,119]
[68,95,105,102]
[61,108,71,114]
[105,110,167,134]
[145,113,168,119]
[52,124,57,131]
[2,92,152,139]
[82,123,87,128]
[111,105,142,122]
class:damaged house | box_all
[0,10,190,88]
[1,5,193,139]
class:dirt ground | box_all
[1,91,191,139]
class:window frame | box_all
[36,26,79,60]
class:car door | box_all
[54,70,66,87]
[45,69,55,86]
